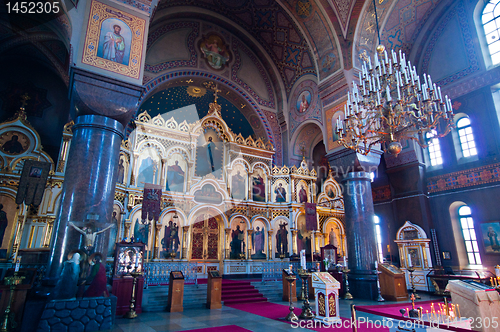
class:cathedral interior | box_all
[1,0,500,331]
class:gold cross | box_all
[20,93,30,108]
[175,288,181,293]
[213,84,221,103]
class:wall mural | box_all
[160,212,181,258]
[296,90,311,113]
[136,148,160,187]
[251,220,266,259]
[97,18,132,66]
[230,164,246,200]
[273,179,288,203]
[199,33,231,70]
[166,154,186,193]
[131,209,150,246]
[251,169,266,202]
[0,131,30,155]
[107,206,121,257]
[82,0,146,79]
[196,128,223,178]
[274,219,289,258]
[230,217,246,259]
[297,215,312,255]
[297,180,309,203]
[0,196,16,259]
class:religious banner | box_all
[16,160,51,207]
[141,183,162,221]
[305,202,317,231]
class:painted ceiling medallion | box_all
[199,33,231,70]
[187,86,206,98]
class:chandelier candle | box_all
[336,46,455,156]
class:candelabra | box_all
[284,274,298,321]
[124,269,142,319]
[342,266,353,300]
[335,0,454,158]
[298,269,314,319]
[407,267,420,299]
[0,273,25,331]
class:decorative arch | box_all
[137,71,276,146]
[289,121,325,164]
[136,139,167,158]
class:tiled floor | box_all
[104,292,441,332]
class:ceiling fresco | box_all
[155,0,317,95]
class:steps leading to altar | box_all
[142,284,208,312]
[251,281,283,302]
[221,280,267,305]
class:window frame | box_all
[458,205,482,267]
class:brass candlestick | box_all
[298,269,314,319]
[284,274,298,321]
[407,267,420,299]
[0,272,25,331]
[343,266,353,300]
[376,267,385,302]
[124,270,142,319]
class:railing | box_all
[261,261,315,282]
[143,261,198,288]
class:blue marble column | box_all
[45,69,142,281]
[342,171,378,300]
[47,115,124,278]
[327,147,382,300]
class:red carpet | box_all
[228,301,389,331]
[222,280,267,305]
[181,325,252,332]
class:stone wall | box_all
[37,296,116,332]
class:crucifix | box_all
[211,84,221,104]
[68,214,115,253]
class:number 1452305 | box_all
[6,1,60,14]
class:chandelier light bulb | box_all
[336,47,455,156]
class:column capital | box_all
[69,68,144,128]
[326,147,382,177]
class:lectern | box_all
[282,269,297,302]
[311,272,341,324]
[378,263,408,301]
[206,270,222,309]
[167,271,184,312]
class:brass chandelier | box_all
[336,1,454,156]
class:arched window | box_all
[427,130,443,166]
[457,117,477,157]
[482,0,500,65]
[374,215,384,262]
[458,206,482,266]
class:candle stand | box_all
[407,267,420,299]
[0,273,25,331]
[342,266,353,300]
[284,274,298,321]
[298,269,314,319]
[124,270,142,319]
